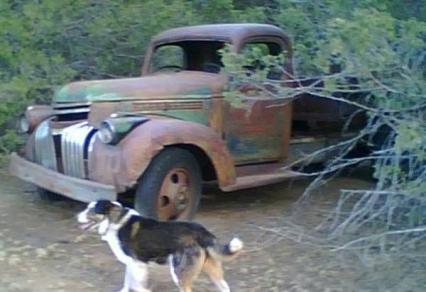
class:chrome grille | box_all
[34,119,58,171]
[61,122,96,179]
[53,102,90,121]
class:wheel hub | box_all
[158,168,192,220]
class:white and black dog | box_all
[77,200,243,292]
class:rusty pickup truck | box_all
[10,24,362,220]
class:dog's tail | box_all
[206,237,243,262]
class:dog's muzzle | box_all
[79,220,98,231]
[77,210,98,231]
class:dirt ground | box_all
[0,169,424,292]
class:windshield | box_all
[150,41,225,74]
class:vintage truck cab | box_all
[10,24,361,220]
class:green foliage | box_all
[395,120,424,155]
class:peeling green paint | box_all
[55,84,121,103]
[103,115,149,145]
[152,110,209,125]
[53,72,225,103]
[184,87,213,96]
[114,116,148,133]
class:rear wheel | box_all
[135,147,201,221]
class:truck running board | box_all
[221,169,303,192]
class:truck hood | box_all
[54,71,227,103]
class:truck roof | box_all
[151,23,290,46]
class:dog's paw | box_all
[229,237,243,253]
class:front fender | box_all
[89,119,236,192]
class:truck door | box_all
[224,40,292,165]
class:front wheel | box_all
[134,147,201,221]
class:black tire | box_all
[37,187,65,201]
[135,147,201,221]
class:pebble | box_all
[8,254,21,265]
[35,248,49,258]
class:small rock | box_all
[8,254,21,265]
[35,248,49,258]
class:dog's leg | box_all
[118,263,149,292]
[169,249,206,292]
[203,257,230,292]
[118,265,131,292]
[127,261,150,292]
[169,255,192,292]
[169,255,180,288]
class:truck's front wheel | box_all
[135,147,201,221]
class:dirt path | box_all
[0,170,422,292]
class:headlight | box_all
[97,121,116,144]
[18,115,30,133]
[97,115,149,145]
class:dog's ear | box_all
[93,200,117,214]
[109,203,125,222]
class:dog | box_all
[77,200,243,292]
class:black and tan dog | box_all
[77,200,243,292]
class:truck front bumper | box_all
[9,153,117,202]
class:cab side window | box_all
[150,45,185,72]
